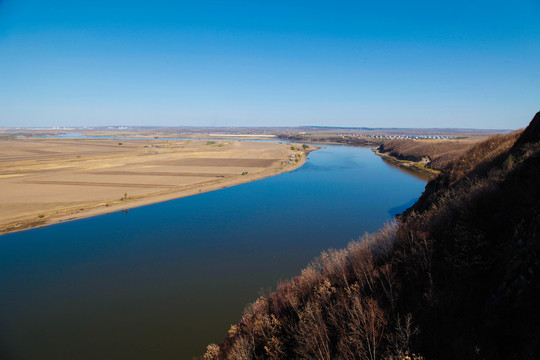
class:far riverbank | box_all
[0,138,315,235]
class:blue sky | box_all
[1,0,539,129]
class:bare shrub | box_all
[294,300,332,360]
[203,344,220,360]
[227,336,252,360]
[346,296,388,360]
[385,313,419,360]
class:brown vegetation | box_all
[377,139,477,171]
[205,112,540,360]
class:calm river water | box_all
[0,145,426,359]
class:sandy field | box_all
[0,138,310,235]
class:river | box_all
[0,145,426,359]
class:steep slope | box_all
[204,112,540,360]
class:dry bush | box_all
[227,337,252,360]
[385,314,419,360]
[345,296,388,360]
[294,299,332,360]
[203,344,220,360]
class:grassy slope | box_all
[377,140,476,171]
[204,113,540,360]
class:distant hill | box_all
[204,113,540,360]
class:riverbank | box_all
[0,138,315,235]
[372,147,440,179]
[371,137,492,179]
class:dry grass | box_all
[378,140,478,171]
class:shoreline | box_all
[372,147,440,179]
[0,140,316,236]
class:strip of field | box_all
[0,138,311,234]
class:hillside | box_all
[204,113,540,360]
[377,139,477,171]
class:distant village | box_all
[289,132,456,141]
[360,133,454,140]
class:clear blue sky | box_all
[1,0,539,129]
